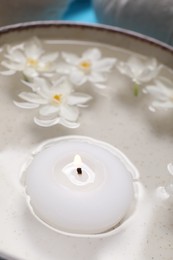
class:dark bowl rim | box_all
[0,21,173,54]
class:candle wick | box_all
[77,168,82,174]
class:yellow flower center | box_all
[79,60,91,71]
[52,94,63,105]
[27,58,38,68]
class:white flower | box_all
[59,48,116,87]
[14,77,92,128]
[1,37,59,77]
[144,77,173,109]
[116,56,161,85]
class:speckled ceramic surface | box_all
[0,22,173,260]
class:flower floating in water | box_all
[144,77,173,110]
[1,37,59,78]
[14,77,92,128]
[0,35,169,125]
[59,48,116,88]
[116,56,161,96]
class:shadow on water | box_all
[21,205,117,260]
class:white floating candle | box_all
[24,136,138,236]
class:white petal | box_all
[56,62,72,74]
[7,43,24,53]
[77,104,89,108]
[19,92,47,104]
[21,80,36,90]
[151,101,173,109]
[156,77,173,89]
[5,49,26,63]
[82,48,101,61]
[24,38,44,58]
[1,61,24,71]
[62,52,79,65]
[67,93,92,105]
[88,72,106,83]
[52,76,66,86]
[126,56,144,75]
[145,58,158,70]
[39,105,59,116]
[145,85,171,100]
[37,86,51,99]
[22,77,50,95]
[42,72,55,77]
[14,101,39,109]
[34,117,80,128]
[139,68,160,82]
[51,77,72,95]
[40,52,59,63]
[34,116,79,128]
[23,68,39,78]
[94,83,107,89]
[116,61,133,76]
[35,77,51,88]
[70,69,86,85]
[34,117,61,127]
[60,105,79,121]
[0,69,16,75]
[93,58,116,72]
[59,118,80,128]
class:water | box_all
[0,38,173,259]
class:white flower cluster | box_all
[1,37,173,128]
[0,37,115,128]
[116,56,173,111]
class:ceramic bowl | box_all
[0,22,173,260]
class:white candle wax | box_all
[24,136,137,236]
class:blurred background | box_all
[62,0,97,23]
[0,0,173,45]
[0,0,97,27]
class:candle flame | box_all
[74,154,82,167]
